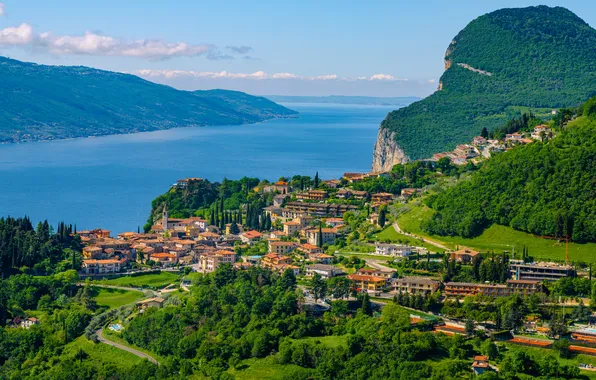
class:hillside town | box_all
[430,124,554,166]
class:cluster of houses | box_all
[431,124,555,166]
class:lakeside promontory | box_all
[0,57,297,144]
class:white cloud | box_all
[0,23,34,45]
[0,22,226,60]
[35,31,215,59]
[135,69,343,81]
[428,79,437,84]
[0,3,5,17]
[135,70,413,83]
[314,74,338,80]
[271,72,298,79]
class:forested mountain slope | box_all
[0,57,296,143]
[372,6,596,170]
[423,97,596,243]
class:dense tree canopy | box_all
[423,99,596,242]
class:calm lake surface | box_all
[0,103,395,233]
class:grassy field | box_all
[228,357,313,380]
[375,225,446,253]
[337,252,393,262]
[397,203,596,262]
[94,272,180,288]
[65,336,145,369]
[91,287,144,309]
[291,335,348,349]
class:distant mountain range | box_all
[265,95,420,107]
[0,57,297,143]
[372,6,596,171]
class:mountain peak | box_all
[373,6,596,170]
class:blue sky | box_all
[0,0,594,96]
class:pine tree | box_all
[481,127,489,138]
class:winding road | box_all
[97,328,160,365]
[392,222,450,251]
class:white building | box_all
[375,243,413,257]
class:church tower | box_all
[162,204,168,232]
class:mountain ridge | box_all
[0,57,297,143]
[372,5,596,171]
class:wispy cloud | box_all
[226,45,252,54]
[0,4,243,60]
[135,69,408,82]
[0,25,220,59]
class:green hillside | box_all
[0,57,296,143]
[423,96,596,243]
[380,6,596,160]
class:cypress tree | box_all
[314,172,319,188]
[317,223,323,247]
[239,209,243,225]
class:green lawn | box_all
[227,357,313,380]
[65,336,145,369]
[337,252,393,262]
[94,272,180,288]
[397,203,596,262]
[291,335,348,349]
[91,287,144,309]
[374,225,446,253]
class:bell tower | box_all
[162,204,168,232]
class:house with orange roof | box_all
[297,243,323,255]
[198,231,220,242]
[372,192,394,203]
[325,218,344,227]
[240,230,262,245]
[262,253,293,267]
[451,248,480,263]
[304,227,337,246]
[472,356,490,375]
[283,221,302,236]
[149,253,178,265]
[346,274,387,291]
[83,246,105,259]
[308,253,334,264]
[268,241,298,254]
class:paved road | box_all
[364,258,394,272]
[392,222,450,251]
[97,328,160,365]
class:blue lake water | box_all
[0,103,395,233]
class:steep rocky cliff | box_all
[372,126,408,172]
[372,6,596,170]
